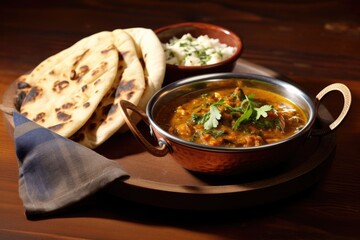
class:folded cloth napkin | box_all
[12,111,129,218]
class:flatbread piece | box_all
[71,29,145,148]
[20,31,119,138]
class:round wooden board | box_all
[1,59,336,210]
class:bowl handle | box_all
[119,100,169,157]
[311,83,351,136]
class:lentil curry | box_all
[156,86,307,147]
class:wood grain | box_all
[0,1,359,239]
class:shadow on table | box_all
[26,170,332,238]
[26,121,336,236]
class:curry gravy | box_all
[156,87,307,147]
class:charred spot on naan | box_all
[62,102,74,109]
[139,57,147,72]
[33,112,46,123]
[101,45,117,55]
[91,61,108,77]
[48,122,67,132]
[57,111,72,122]
[94,78,102,85]
[14,91,27,110]
[72,49,90,68]
[43,112,72,133]
[17,81,31,90]
[116,79,136,99]
[70,70,77,80]
[70,65,90,81]
[82,84,88,92]
[55,102,74,112]
[21,86,43,106]
[15,77,32,110]
[78,65,90,79]
[53,80,70,93]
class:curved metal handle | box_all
[119,100,169,157]
[312,83,351,136]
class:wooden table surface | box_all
[1,1,359,239]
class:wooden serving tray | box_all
[1,59,336,210]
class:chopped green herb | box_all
[232,92,273,130]
[203,129,226,138]
[233,104,253,130]
[191,113,204,124]
[232,93,254,129]
[255,105,273,120]
[189,132,199,142]
[193,89,273,131]
[204,105,221,130]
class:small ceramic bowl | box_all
[155,22,243,85]
[120,73,351,176]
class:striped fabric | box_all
[13,112,129,217]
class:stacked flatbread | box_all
[16,28,166,149]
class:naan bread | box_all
[124,28,166,111]
[20,31,119,137]
[16,28,166,149]
[71,29,145,148]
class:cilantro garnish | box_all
[232,93,255,130]
[204,105,222,130]
[192,100,223,130]
[229,91,273,130]
[255,105,273,120]
[192,89,273,131]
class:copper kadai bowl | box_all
[120,73,351,176]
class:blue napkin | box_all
[12,112,129,217]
